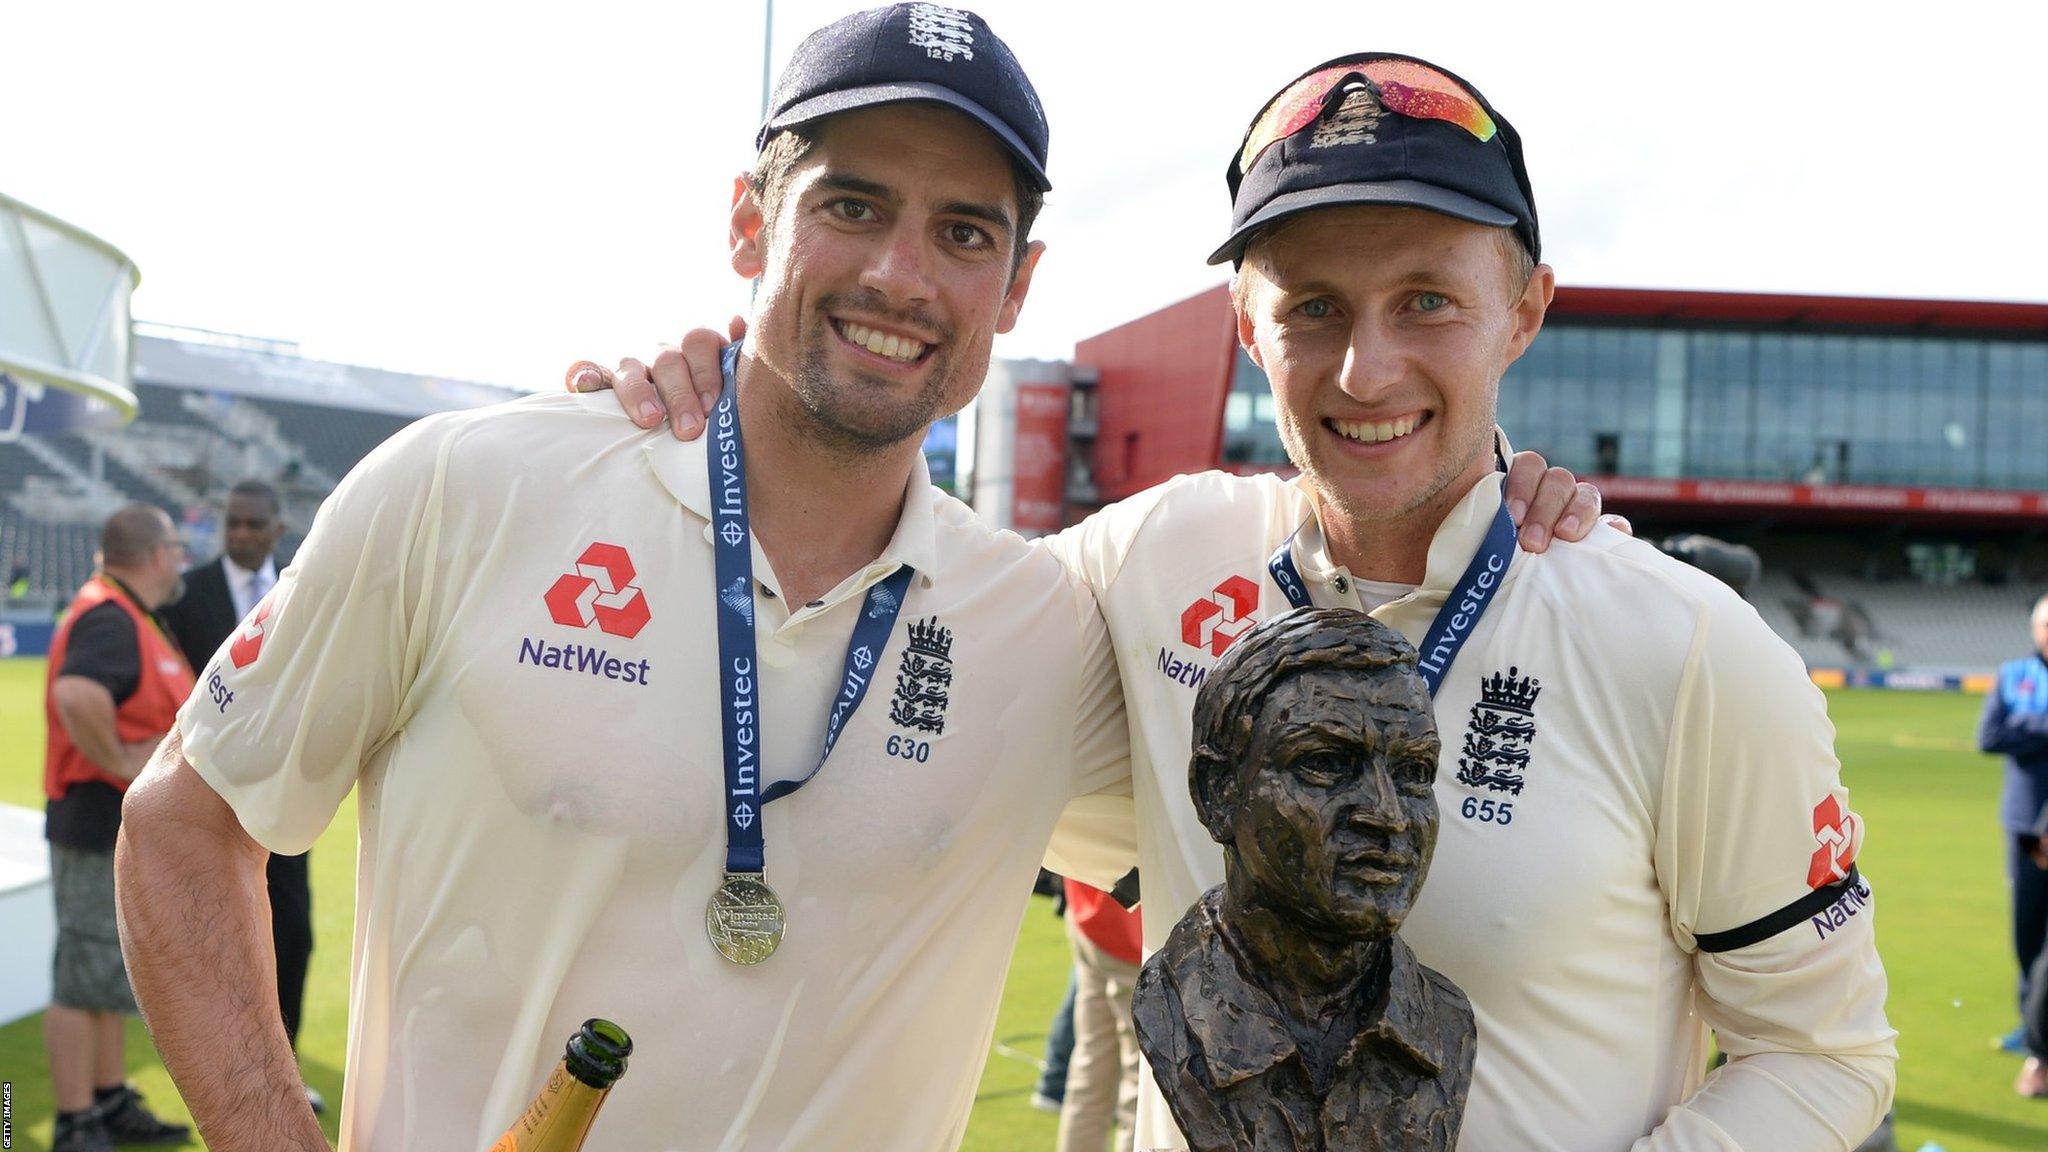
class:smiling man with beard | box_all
[116,8,1142,1150]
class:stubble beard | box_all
[784,296,960,455]
[1280,398,1499,540]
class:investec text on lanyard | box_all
[707,344,914,964]
[1266,492,1516,697]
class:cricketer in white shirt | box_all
[1048,462,1895,1151]
[171,392,1137,1151]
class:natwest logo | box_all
[1808,795,1860,889]
[1181,576,1260,657]
[545,543,651,639]
[229,597,275,669]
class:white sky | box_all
[7,0,2044,390]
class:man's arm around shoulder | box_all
[116,727,328,1151]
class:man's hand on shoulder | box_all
[566,316,744,442]
[1503,450,1629,550]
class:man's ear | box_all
[995,239,1046,334]
[1505,262,1555,362]
[1232,277,1265,370]
[731,173,766,281]
[1191,746,1241,845]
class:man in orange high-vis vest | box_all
[43,503,194,1152]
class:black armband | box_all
[1694,866,1865,954]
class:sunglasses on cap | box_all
[1232,55,1498,187]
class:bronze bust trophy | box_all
[1133,608,1476,1151]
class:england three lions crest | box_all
[1455,667,1541,795]
[890,616,954,735]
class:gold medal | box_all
[706,872,785,964]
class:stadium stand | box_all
[234,394,415,484]
[1,504,101,613]
[1682,525,2048,674]
[1,325,519,615]
[1750,568,2048,674]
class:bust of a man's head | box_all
[1189,608,1441,942]
[1139,609,1475,1151]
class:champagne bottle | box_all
[489,1019,633,1152]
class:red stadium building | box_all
[1069,286,2048,678]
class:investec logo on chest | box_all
[521,542,654,687]
[715,402,744,544]
[1418,551,1505,679]
[729,654,757,806]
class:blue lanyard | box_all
[709,345,914,875]
[1266,493,1516,697]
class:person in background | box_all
[155,479,322,1114]
[2025,795,2048,1100]
[42,504,194,1152]
[1032,873,1077,1115]
[1059,876,1143,1152]
[1982,593,2048,1090]
[1035,979,1079,1113]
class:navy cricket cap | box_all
[759,4,1051,191]
[1210,52,1537,266]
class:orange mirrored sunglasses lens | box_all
[1237,59,1498,174]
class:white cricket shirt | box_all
[179,392,1134,1152]
[1051,467,1896,1152]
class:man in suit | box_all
[163,482,282,671]
[158,479,320,1112]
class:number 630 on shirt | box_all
[885,734,932,763]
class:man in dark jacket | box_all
[1982,593,2048,1093]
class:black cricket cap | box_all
[1210,52,1537,266]
[759,4,1051,191]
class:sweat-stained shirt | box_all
[179,390,1135,1152]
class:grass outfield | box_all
[2,656,2045,1151]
